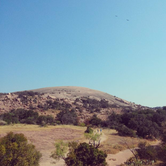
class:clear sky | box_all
[1,0,166,107]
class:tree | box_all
[37,115,54,126]
[50,140,68,162]
[158,133,166,163]
[0,132,42,166]
[163,106,166,111]
[65,142,107,166]
[107,112,121,129]
[137,142,157,161]
[89,115,102,127]
[51,140,107,166]
[1,109,39,125]
[36,115,47,126]
[84,132,102,148]
[56,110,78,125]
[116,125,136,137]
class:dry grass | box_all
[0,125,160,166]
[0,124,87,166]
[99,129,155,154]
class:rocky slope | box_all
[0,86,146,121]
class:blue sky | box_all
[1,0,166,107]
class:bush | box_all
[51,140,68,161]
[116,125,136,137]
[0,132,42,166]
[107,112,121,129]
[1,109,39,124]
[137,142,158,161]
[84,132,102,148]
[56,110,78,125]
[2,112,19,124]
[158,133,166,163]
[37,115,54,125]
[65,142,107,166]
[78,122,86,127]
[89,115,102,127]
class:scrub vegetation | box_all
[1,93,166,165]
[0,132,41,166]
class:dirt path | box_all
[102,132,135,166]
[53,131,108,166]
[0,125,160,166]
[100,132,107,143]
[106,149,134,166]
[106,140,161,166]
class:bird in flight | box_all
[115,15,130,21]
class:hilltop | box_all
[0,86,147,121]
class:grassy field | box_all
[0,124,160,166]
[0,124,87,166]
[98,128,153,154]
[0,124,156,153]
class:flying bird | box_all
[126,19,129,21]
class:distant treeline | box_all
[0,108,78,126]
[1,106,166,139]
[0,109,54,126]
[14,91,41,97]
[87,107,166,139]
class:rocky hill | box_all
[0,86,147,121]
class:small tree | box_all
[137,141,157,161]
[0,132,42,166]
[65,142,107,166]
[56,110,78,125]
[89,115,102,127]
[51,141,107,166]
[50,140,68,162]
[116,125,136,137]
[84,132,102,148]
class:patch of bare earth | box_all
[99,129,160,166]
[0,125,85,166]
[0,126,159,166]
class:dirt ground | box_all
[0,124,159,166]
[0,124,85,166]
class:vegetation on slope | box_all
[0,132,41,166]
[86,107,166,139]
[51,135,107,166]
[1,107,166,140]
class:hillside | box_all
[0,86,147,121]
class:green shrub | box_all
[78,122,86,127]
[89,114,102,127]
[56,110,78,125]
[1,109,39,124]
[65,142,107,166]
[137,142,158,161]
[51,140,68,161]
[0,132,42,166]
[37,115,54,125]
[116,125,136,137]
[55,121,61,125]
